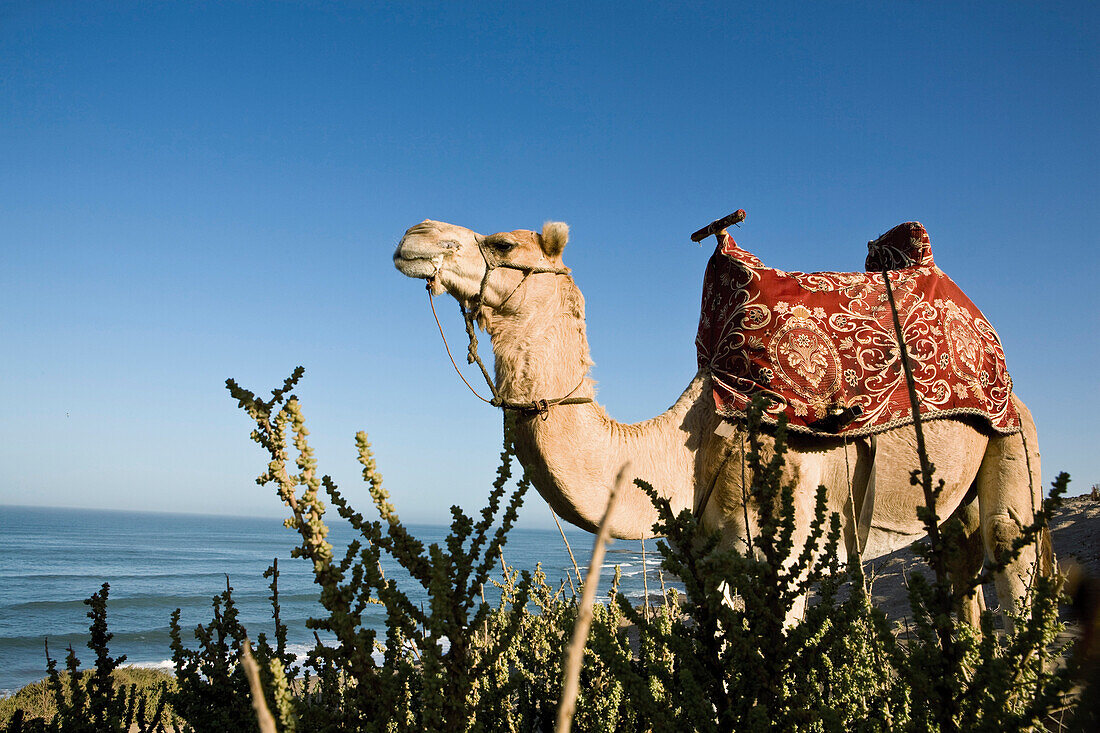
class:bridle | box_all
[426,236,593,419]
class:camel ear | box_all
[541,221,569,257]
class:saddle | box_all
[695,222,1019,437]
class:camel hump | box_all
[866,222,934,271]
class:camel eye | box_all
[491,240,517,254]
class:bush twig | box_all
[555,464,627,732]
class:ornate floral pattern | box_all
[695,222,1019,436]
[769,312,842,398]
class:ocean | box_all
[0,505,666,696]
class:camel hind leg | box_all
[1014,396,1055,577]
[975,402,1046,625]
[945,493,987,627]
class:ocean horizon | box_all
[0,504,663,696]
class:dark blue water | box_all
[0,506,666,696]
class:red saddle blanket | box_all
[695,222,1019,436]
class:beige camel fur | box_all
[394,219,1047,622]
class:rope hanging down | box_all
[427,237,593,419]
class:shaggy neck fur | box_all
[484,274,713,539]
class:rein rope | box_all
[426,241,593,419]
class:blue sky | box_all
[1,1,1096,529]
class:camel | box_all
[393,218,1047,624]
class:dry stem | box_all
[555,463,627,732]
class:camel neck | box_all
[484,278,710,539]
[485,276,595,406]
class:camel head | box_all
[394,219,571,316]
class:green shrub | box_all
[167,576,257,732]
[2,371,1079,732]
[228,368,537,731]
[587,400,901,732]
[893,468,1074,733]
[223,370,1080,732]
[2,584,174,733]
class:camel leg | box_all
[780,458,830,627]
[945,494,987,627]
[709,440,863,628]
[975,426,1041,630]
[1014,396,1055,577]
[708,479,814,627]
[787,593,808,626]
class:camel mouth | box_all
[394,234,464,280]
[393,252,439,279]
